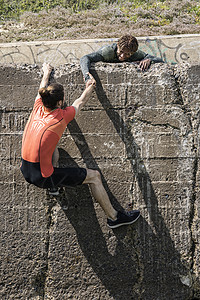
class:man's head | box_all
[117,35,138,61]
[39,83,64,110]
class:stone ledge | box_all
[0,34,200,66]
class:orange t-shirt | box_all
[21,98,75,178]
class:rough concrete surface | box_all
[0,61,199,299]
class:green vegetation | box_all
[0,0,100,19]
[187,3,200,24]
[0,0,200,42]
[1,0,200,20]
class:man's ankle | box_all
[108,210,118,221]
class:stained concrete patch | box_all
[0,62,199,299]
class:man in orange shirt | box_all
[20,63,140,228]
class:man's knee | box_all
[83,169,101,184]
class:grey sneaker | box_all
[107,210,140,229]
[48,187,59,196]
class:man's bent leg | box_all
[45,167,140,228]
[52,146,59,168]
[83,169,117,220]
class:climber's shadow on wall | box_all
[59,69,190,299]
[58,147,142,299]
[58,117,140,297]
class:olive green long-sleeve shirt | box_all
[80,43,164,81]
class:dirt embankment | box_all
[0,0,200,43]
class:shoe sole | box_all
[107,213,140,229]
[48,191,59,196]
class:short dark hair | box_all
[117,35,138,53]
[39,83,64,109]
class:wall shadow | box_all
[91,70,191,298]
[56,70,191,299]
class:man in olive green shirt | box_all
[80,35,164,87]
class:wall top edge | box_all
[0,34,200,47]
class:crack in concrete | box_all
[0,108,32,113]
[189,148,198,298]
[172,67,198,296]
[41,190,66,299]
[133,117,181,130]
[172,66,184,106]
[172,66,200,298]
[41,195,57,299]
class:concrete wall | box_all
[0,61,200,299]
[0,34,200,66]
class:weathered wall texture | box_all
[0,34,200,66]
[0,61,200,299]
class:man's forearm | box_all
[39,73,51,89]
[80,52,104,82]
[144,54,164,63]
[130,50,164,63]
[75,85,94,107]
[35,63,53,100]
[80,55,91,82]
[35,74,51,100]
[72,84,95,115]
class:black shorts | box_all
[41,167,87,189]
[21,159,87,189]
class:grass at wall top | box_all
[0,0,200,42]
